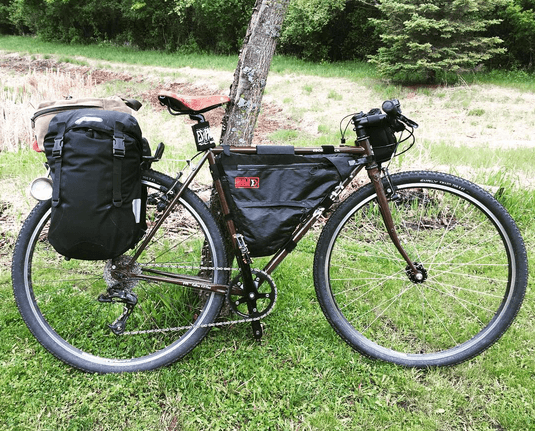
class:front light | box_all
[30,177,53,201]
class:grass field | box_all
[1,36,534,430]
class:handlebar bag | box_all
[216,146,357,257]
[368,124,397,163]
[43,109,145,260]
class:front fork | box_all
[360,140,425,282]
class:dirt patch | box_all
[138,80,293,146]
[0,53,59,73]
[1,53,135,84]
[0,53,293,146]
[0,201,17,268]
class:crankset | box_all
[227,269,277,320]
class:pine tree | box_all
[369,0,506,83]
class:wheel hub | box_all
[405,262,428,284]
[103,255,141,289]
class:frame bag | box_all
[217,146,357,257]
[44,109,145,260]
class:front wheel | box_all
[313,171,528,367]
[11,170,228,373]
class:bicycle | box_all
[11,94,528,373]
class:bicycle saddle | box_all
[158,91,230,114]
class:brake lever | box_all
[400,114,419,129]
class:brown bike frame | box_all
[119,124,422,298]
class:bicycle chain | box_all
[122,265,277,336]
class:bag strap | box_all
[51,122,66,207]
[51,121,129,208]
[112,121,126,207]
[256,145,295,155]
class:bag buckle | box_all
[52,136,63,158]
[113,136,125,157]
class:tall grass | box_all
[0,69,97,151]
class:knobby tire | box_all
[313,171,528,367]
[11,170,228,373]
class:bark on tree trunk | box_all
[207,0,290,317]
[220,0,291,147]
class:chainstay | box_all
[122,266,277,336]
[143,262,239,273]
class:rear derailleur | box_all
[98,256,141,335]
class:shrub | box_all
[278,0,381,62]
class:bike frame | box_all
[118,116,421,337]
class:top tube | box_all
[210,144,366,156]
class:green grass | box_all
[1,36,535,430]
[2,149,534,430]
[0,35,239,71]
[1,233,534,430]
[466,68,535,93]
[3,34,534,88]
[0,35,380,83]
[422,141,535,177]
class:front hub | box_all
[405,262,428,284]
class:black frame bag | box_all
[44,109,145,260]
[217,146,357,257]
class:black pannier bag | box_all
[216,146,357,257]
[43,109,145,260]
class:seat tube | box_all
[207,151,239,248]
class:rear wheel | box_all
[313,171,528,367]
[12,170,228,373]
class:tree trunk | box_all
[220,0,290,147]
[208,0,290,317]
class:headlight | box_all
[30,177,53,201]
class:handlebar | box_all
[352,99,419,132]
[382,99,402,117]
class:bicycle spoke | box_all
[415,285,459,347]
[315,172,526,366]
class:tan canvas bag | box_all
[31,96,140,151]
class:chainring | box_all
[227,269,277,319]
